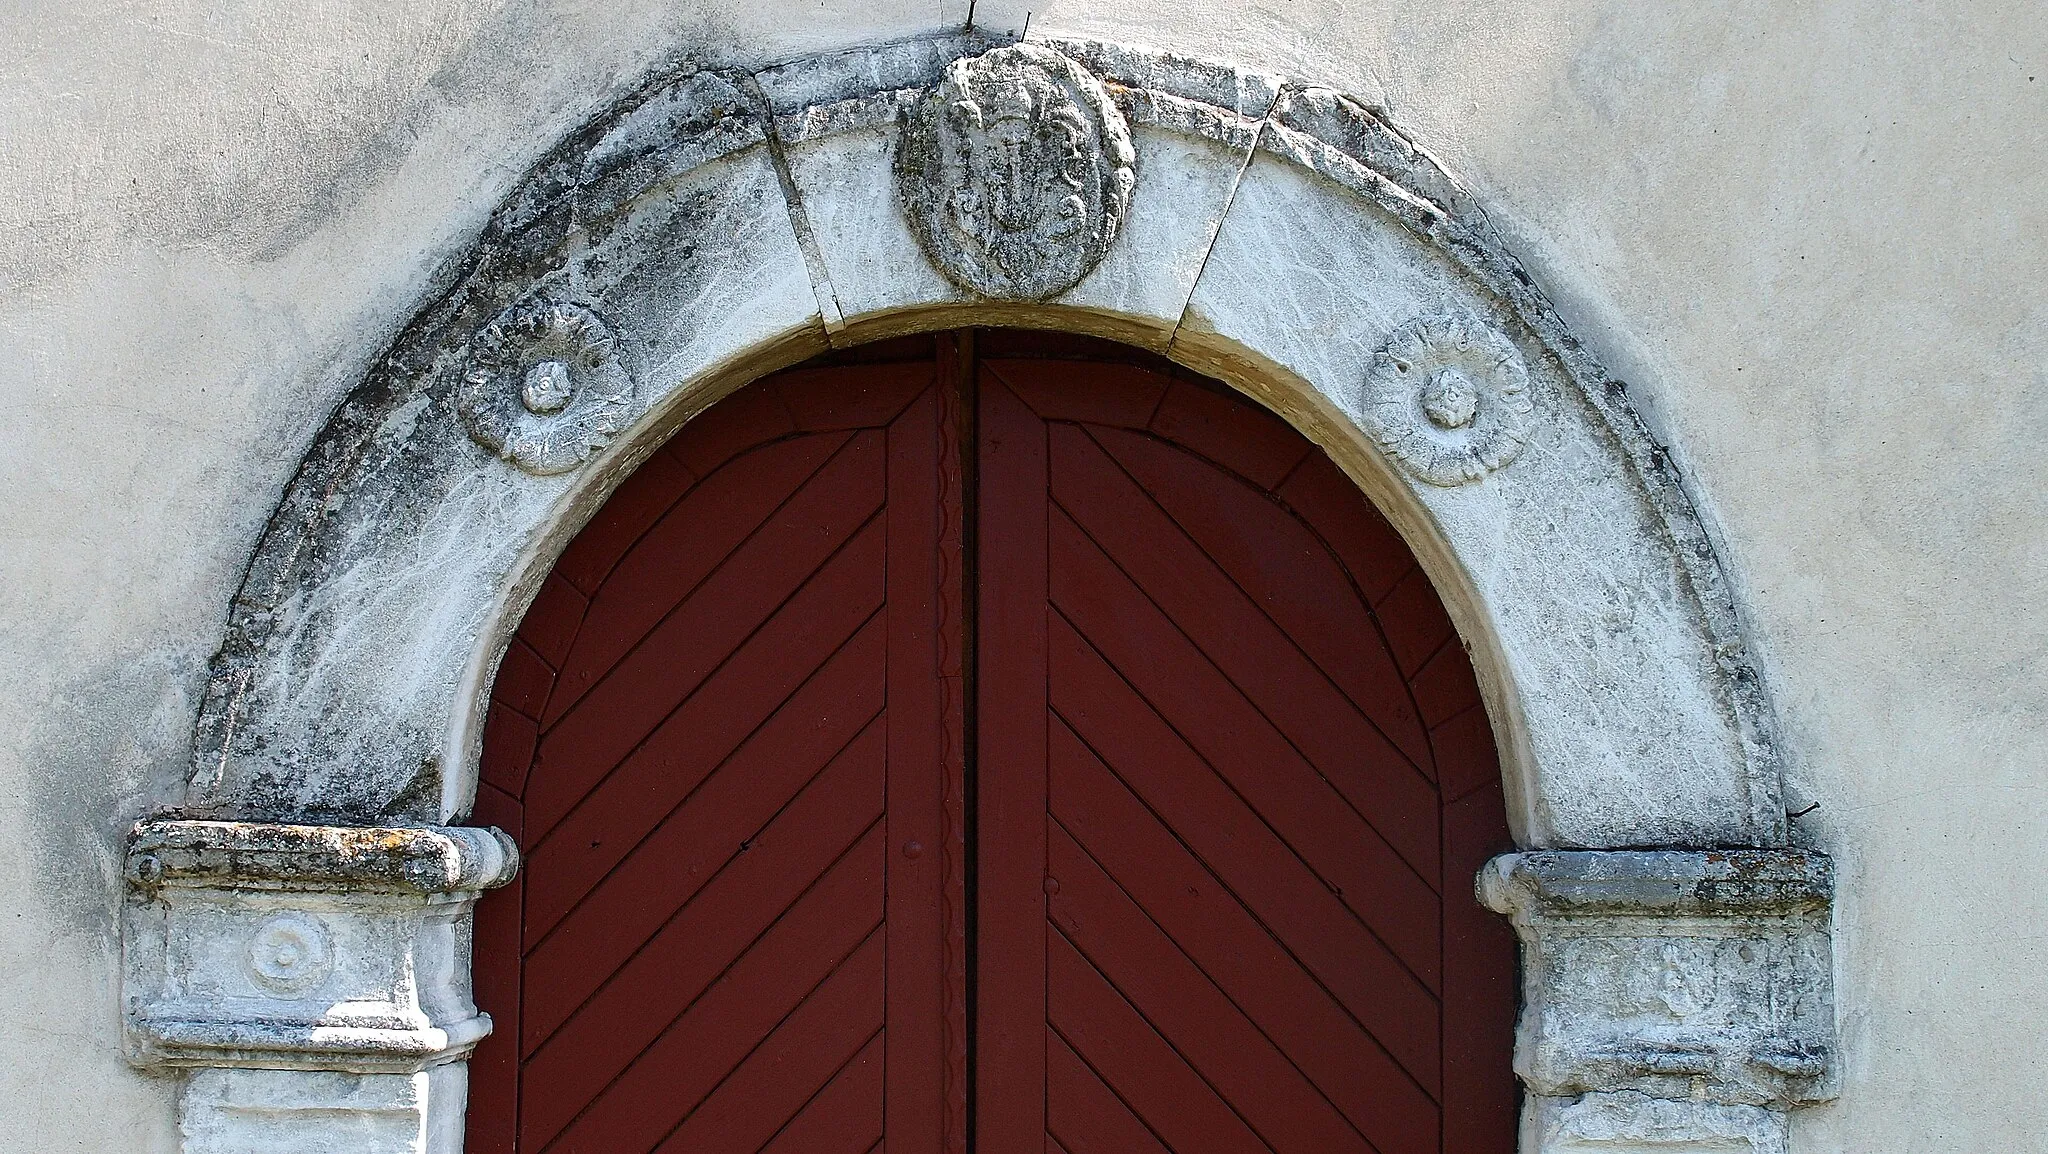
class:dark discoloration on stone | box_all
[1480,849,1834,918]
[127,819,518,896]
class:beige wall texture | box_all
[2,2,2041,1150]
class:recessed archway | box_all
[463,329,1521,1153]
[122,33,1833,1154]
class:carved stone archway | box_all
[122,33,1834,1154]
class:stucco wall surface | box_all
[1,2,2040,1151]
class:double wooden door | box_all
[468,332,1516,1154]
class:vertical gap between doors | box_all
[952,329,980,1154]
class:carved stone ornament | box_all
[457,297,634,474]
[1361,313,1535,486]
[124,820,518,1071]
[896,43,1137,300]
[125,821,518,1153]
[246,913,334,997]
[1479,849,1838,1116]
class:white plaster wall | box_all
[0,2,2039,1150]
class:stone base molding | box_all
[1482,850,1836,1152]
[123,821,517,1153]
[1527,1093,1789,1154]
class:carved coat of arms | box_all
[896,44,1136,300]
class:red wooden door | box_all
[468,332,1515,1154]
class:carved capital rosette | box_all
[896,43,1137,300]
[1361,313,1534,486]
[457,298,634,474]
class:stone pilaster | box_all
[1481,850,1836,1153]
[123,820,517,1154]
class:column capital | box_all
[1481,848,1837,1150]
[123,819,517,1073]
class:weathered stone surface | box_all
[1361,311,1535,486]
[1042,38,1283,123]
[454,297,634,475]
[185,104,821,825]
[1527,1091,1789,1154]
[179,1066,467,1154]
[895,43,1135,300]
[124,821,515,1073]
[1482,851,1836,1109]
[1178,149,1777,848]
[765,39,1265,349]
[181,33,1786,851]
[127,820,517,896]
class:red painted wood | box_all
[974,349,1513,1154]
[972,365,1052,1154]
[467,349,958,1154]
[884,338,968,1154]
[467,332,1515,1154]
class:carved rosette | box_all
[1361,313,1534,486]
[457,298,634,474]
[896,44,1137,300]
[246,913,334,997]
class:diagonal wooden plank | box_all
[478,701,537,799]
[550,440,702,597]
[1049,486,1439,884]
[1084,424,1431,769]
[1049,930,1272,1154]
[1147,380,1312,490]
[525,829,884,1152]
[1048,826,1381,1154]
[524,701,886,1036]
[493,636,557,723]
[773,361,934,431]
[757,1030,885,1154]
[535,427,884,797]
[1272,452,1414,605]
[1367,566,1456,682]
[523,615,885,945]
[1047,1030,1172,1154]
[666,372,804,480]
[527,509,886,848]
[1408,637,1483,729]
[1049,616,1440,1045]
[546,430,852,724]
[650,931,887,1154]
[521,731,883,1059]
[981,358,1168,429]
[1053,717,1444,1123]
[1049,589,1443,997]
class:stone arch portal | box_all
[118,33,1837,1154]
